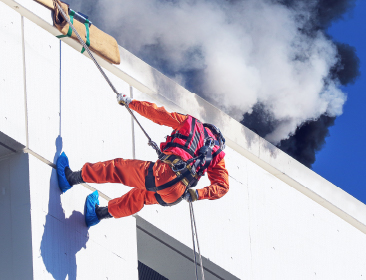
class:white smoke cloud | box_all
[72,0,346,144]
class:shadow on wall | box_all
[40,136,89,280]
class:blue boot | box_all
[56,152,73,193]
[84,190,100,227]
[56,152,84,193]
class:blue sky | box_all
[312,0,366,204]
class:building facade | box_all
[1,1,366,279]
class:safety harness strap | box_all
[154,193,168,206]
[170,133,188,140]
[200,128,213,172]
[145,162,156,191]
[145,163,194,192]
[190,127,201,154]
[56,9,75,38]
[144,157,198,207]
[154,193,184,207]
[185,118,196,148]
[81,18,91,53]
[163,143,195,157]
[212,148,222,158]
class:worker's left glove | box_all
[117,93,132,106]
[183,189,199,202]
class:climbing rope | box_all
[52,0,161,155]
[189,201,205,280]
[53,2,205,277]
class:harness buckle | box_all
[171,160,187,173]
[205,137,215,148]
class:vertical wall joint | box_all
[21,16,29,149]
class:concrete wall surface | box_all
[1,0,366,279]
[0,153,33,280]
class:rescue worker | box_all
[56,94,229,227]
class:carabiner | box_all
[172,160,187,172]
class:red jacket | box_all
[129,100,229,200]
[161,115,225,176]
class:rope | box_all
[189,202,198,280]
[52,0,161,155]
[54,4,207,277]
[189,201,205,280]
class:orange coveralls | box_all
[81,100,229,218]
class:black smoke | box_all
[278,115,336,167]
[277,0,356,29]
[331,42,361,85]
[242,0,360,168]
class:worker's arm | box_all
[196,158,229,200]
[129,100,187,130]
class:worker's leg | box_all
[108,188,158,218]
[85,187,158,226]
[81,158,149,188]
[82,158,159,218]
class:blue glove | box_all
[117,93,132,106]
[183,189,199,202]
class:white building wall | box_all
[0,3,26,146]
[1,1,366,280]
[0,153,33,280]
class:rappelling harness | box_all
[145,119,225,207]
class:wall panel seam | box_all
[21,15,29,149]
[246,169,253,279]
